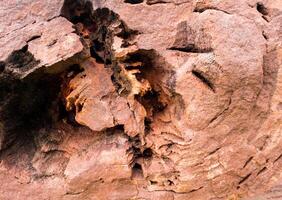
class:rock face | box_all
[0,0,281,199]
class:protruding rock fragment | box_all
[65,58,146,136]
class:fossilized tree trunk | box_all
[0,0,281,199]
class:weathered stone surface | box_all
[0,0,282,199]
[65,57,146,136]
[0,16,83,78]
[64,128,132,194]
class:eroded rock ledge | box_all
[0,0,281,199]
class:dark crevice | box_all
[104,125,125,137]
[151,186,204,194]
[76,102,83,112]
[150,180,158,185]
[47,39,57,47]
[257,167,267,175]
[168,46,212,53]
[129,141,153,161]
[90,45,104,63]
[262,31,268,40]
[192,70,215,92]
[262,15,269,22]
[131,163,144,179]
[144,117,152,134]
[208,147,221,156]
[0,72,63,154]
[146,0,170,5]
[256,2,268,16]
[274,153,282,163]
[128,135,142,149]
[67,64,84,76]
[60,0,94,26]
[238,173,252,185]
[243,156,253,168]
[193,7,231,15]
[127,135,142,165]
[127,134,153,174]
[5,45,40,70]
[0,61,5,73]
[167,180,174,185]
[125,0,144,4]
[136,90,167,117]
[188,186,204,193]
[58,100,80,126]
[114,124,125,131]
[143,148,153,159]
[123,50,169,118]
[26,35,41,43]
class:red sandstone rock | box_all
[0,0,281,200]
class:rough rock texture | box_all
[0,0,281,199]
